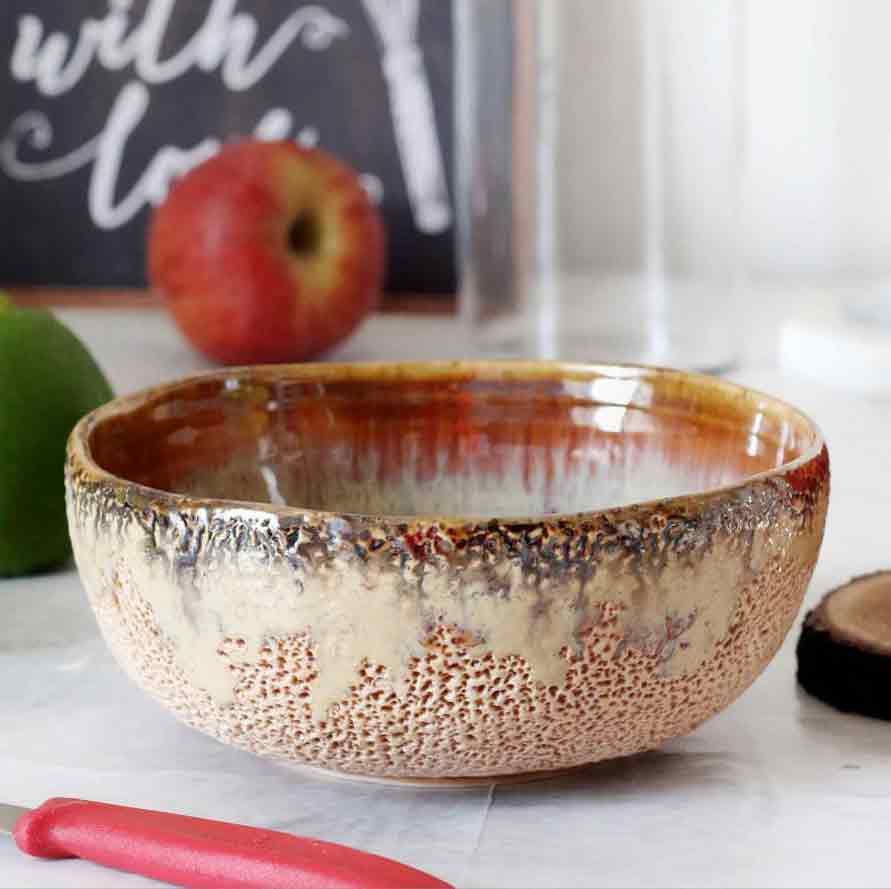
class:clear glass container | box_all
[455,0,743,370]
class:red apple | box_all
[147,140,385,365]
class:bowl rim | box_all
[67,360,828,525]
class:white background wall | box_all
[555,0,891,282]
[745,0,891,280]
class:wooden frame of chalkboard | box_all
[0,0,457,303]
[5,286,453,314]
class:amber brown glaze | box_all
[66,362,829,781]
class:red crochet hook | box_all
[1,798,453,888]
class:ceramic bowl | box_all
[66,362,829,782]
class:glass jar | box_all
[455,0,743,370]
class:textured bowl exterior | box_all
[66,363,829,781]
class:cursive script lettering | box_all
[2,83,325,229]
[2,2,363,230]
[2,0,434,240]
[10,0,349,97]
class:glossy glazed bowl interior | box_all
[68,362,829,782]
[87,363,817,518]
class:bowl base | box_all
[276,759,596,788]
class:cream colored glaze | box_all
[68,492,803,722]
[181,452,743,518]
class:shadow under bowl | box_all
[66,361,829,781]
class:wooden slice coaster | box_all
[797,571,891,719]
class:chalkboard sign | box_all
[0,0,456,295]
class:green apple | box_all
[0,294,113,576]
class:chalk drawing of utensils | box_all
[362,0,452,234]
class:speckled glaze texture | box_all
[66,362,829,781]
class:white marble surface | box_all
[2,304,891,888]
